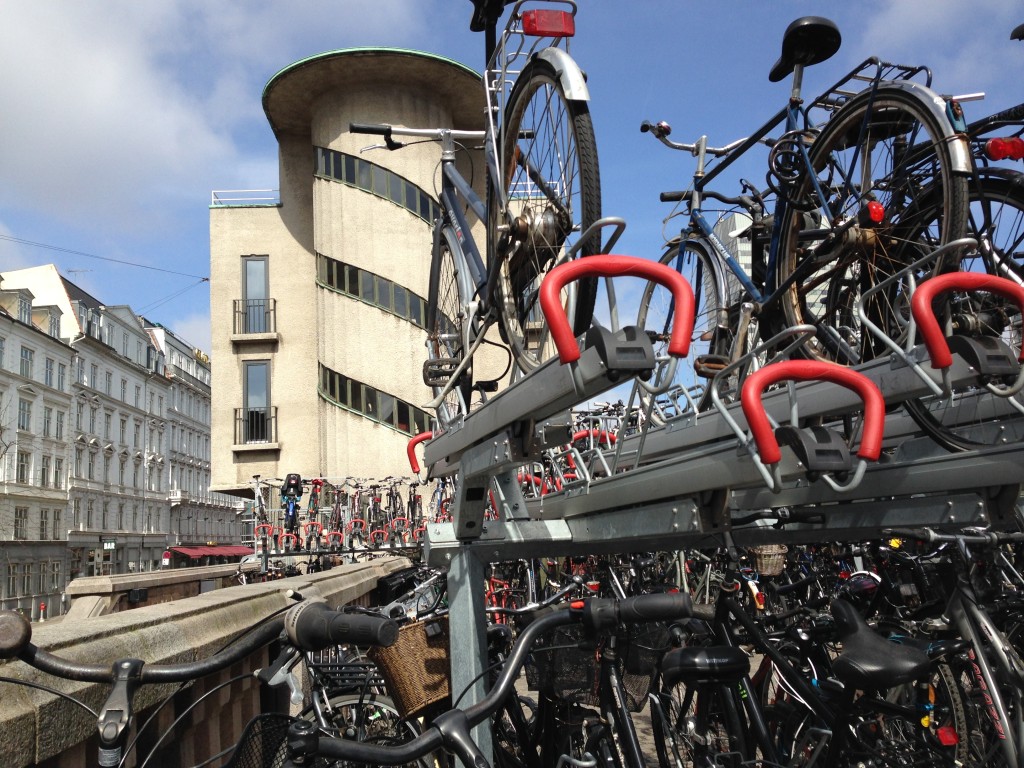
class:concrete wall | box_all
[0,556,409,767]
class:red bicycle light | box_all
[754,592,766,611]
[936,725,959,746]
[570,600,585,609]
[985,137,1024,161]
[522,9,575,37]
[866,200,884,223]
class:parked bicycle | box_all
[635,16,970,422]
[351,0,605,428]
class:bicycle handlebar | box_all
[348,122,487,145]
[882,527,1024,547]
[284,601,399,652]
[308,594,695,766]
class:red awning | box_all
[169,545,254,559]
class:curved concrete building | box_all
[210,49,485,496]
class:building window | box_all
[317,363,430,436]
[135,385,141,407]
[104,413,112,439]
[17,398,32,431]
[316,253,427,329]
[57,363,66,391]
[42,407,52,437]
[86,501,94,529]
[89,407,97,433]
[14,507,28,540]
[20,346,34,378]
[73,499,81,529]
[54,458,64,489]
[44,358,54,387]
[119,458,126,486]
[50,561,61,589]
[49,314,60,338]
[120,417,127,444]
[6,565,15,598]
[241,256,270,333]
[243,360,271,442]
[16,451,31,483]
[55,410,64,439]
[0,336,5,368]
[40,455,50,487]
[87,452,95,480]
[52,509,61,539]
[121,378,127,402]
[76,402,83,430]
[39,509,49,540]
[105,371,112,395]
[314,146,440,225]
[18,296,31,324]
[74,448,82,477]
[90,364,98,388]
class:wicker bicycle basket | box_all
[367,615,451,719]
[750,544,788,577]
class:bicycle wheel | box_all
[300,692,422,767]
[776,85,969,365]
[426,222,474,426]
[493,57,601,373]
[635,238,730,422]
[902,171,1024,450]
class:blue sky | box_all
[1,1,1020,354]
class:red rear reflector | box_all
[754,592,766,610]
[866,200,885,223]
[571,600,584,609]
[937,725,959,746]
[985,137,1024,161]
[522,9,575,37]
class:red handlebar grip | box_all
[540,256,695,364]
[407,431,433,474]
[740,360,885,464]
[912,272,1024,369]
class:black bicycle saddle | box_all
[769,16,842,83]
[469,0,515,32]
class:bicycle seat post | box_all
[790,62,806,105]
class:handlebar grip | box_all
[349,123,392,135]
[285,602,399,652]
[881,527,935,542]
[617,592,693,624]
[660,191,687,202]
[0,611,31,659]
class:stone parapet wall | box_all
[0,556,410,767]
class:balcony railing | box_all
[210,189,280,206]
[234,406,277,445]
[233,298,277,335]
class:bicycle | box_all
[350,0,603,428]
[0,597,399,768]
[634,16,970,421]
[273,592,697,768]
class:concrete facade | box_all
[210,49,487,496]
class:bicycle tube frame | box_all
[599,641,648,768]
[947,586,1023,766]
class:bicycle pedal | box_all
[694,354,730,378]
[423,358,459,387]
[475,380,499,393]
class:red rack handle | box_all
[740,360,885,465]
[912,272,1024,369]
[540,255,695,364]
[407,431,433,474]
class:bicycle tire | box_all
[493,57,602,374]
[426,221,474,427]
[902,170,1024,450]
[776,84,969,366]
[635,238,730,422]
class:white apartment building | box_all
[0,265,243,619]
[144,319,245,557]
[0,284,73,620]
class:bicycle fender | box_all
[875,81,972,174]
[535,48,590,101]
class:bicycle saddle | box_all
[660,645,750,687]
[829,599,931,691]
[769,16,842,83]
[469,0,514,32]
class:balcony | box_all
[233,407,280,452]
[168,489,190,506]
[230,298,279,345]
